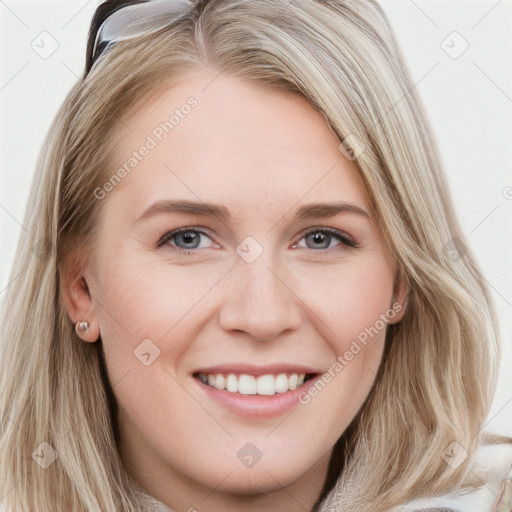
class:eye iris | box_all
[177,231,200,249]
[306,232,330,249]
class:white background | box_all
[1,0,511,436]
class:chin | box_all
[214,466,304,495]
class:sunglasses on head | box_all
[85,0,194,76]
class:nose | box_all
[218,253,303,342]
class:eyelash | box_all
[157,226,358,256]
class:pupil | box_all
[180,232,199,248]
[309,232,329,249]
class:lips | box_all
[192,364,321,418]
[196,372,315,395]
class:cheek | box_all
[116,261,227,335]
[293,253,396,350]
[291,258,394,443]
[90,255,225,375]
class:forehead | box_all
[105,69,371,218]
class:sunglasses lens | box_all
[88,0,193,74]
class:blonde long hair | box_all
[0,1,501,510]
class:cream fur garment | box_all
[391,440,512,512]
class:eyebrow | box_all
[134,200,371,224]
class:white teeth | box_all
[288,373,298,390]
[214,374,225,390]
[226,373,238,392]
[198,372,309,396]
[275,373,289,393]
[238,374,257,395]
[256,374,275,395]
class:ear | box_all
[388,269,410,324]
[59,251,100,343]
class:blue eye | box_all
[157,228,215,255]
[157,226,358,256]
[296,228,358,250]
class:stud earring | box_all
[75,321,89,335]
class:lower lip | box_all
[194,375,320,419]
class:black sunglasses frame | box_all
[84,0,151,76]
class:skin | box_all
[63,69,408,512]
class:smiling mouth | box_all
[194,372,317,396]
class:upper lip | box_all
[193,363,321,376]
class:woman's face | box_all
[76,70,406,510]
